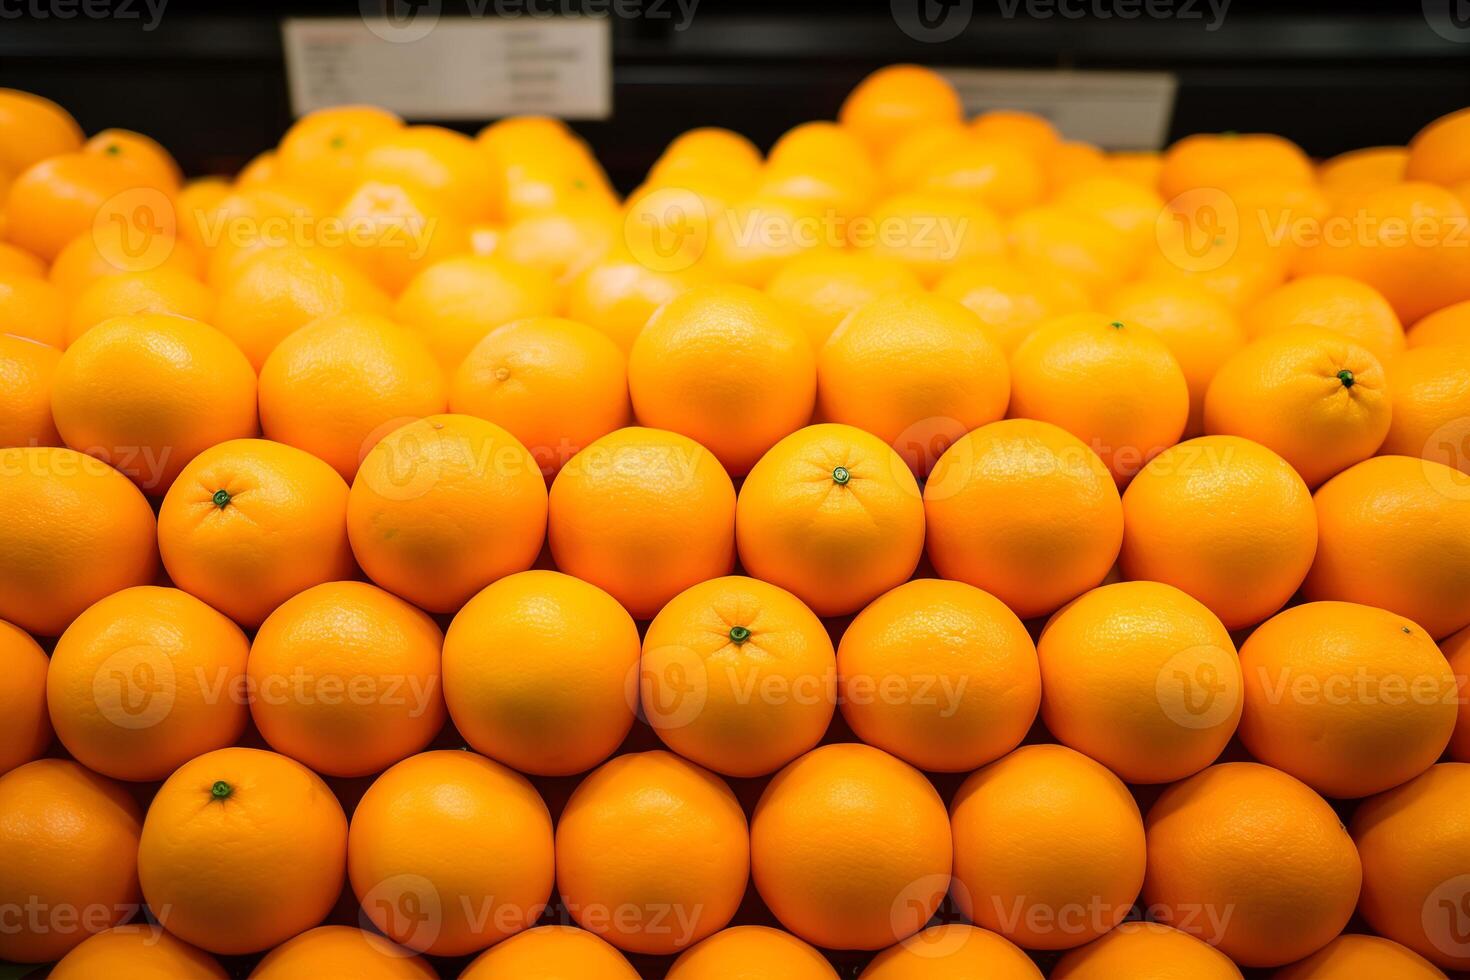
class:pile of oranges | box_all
[3,63,1470,978]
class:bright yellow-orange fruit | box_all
[335,179,473,294]
[1274,934,1446,980]
[1039,581,1242,784]
[0,270,68,347]
[1318,146,1409,201]
[394,254,558,373]
[838,64,963,152]
[52,926,227,980]
[838,578,1038,772]
[361,125,497,220]
[753,743,950,950]
[1145,204,1289,310]
[549,427,735,619]
[157,439,356,629]
[762,121,879,217]
[765,250,923,349]
[666,926,836,980]
[65,267,215,344]
[1408,299,1470,348]
[1009,313,1190,485]
[276,105,403,203]
[1239,601,1455,799]
[1407,105,1470,187]
[349,750,554,956]
[1241,274,1405,363]
[1009,206,1139,300]
[1051,922,1243,980]
[1054,175,1164,255]
[0,241,45,279]
[0,88,83,174]
[859,924,1043,979]
[915,136,1044,215]
[51,313,258,492]
[1145,762,1361,968]
[0,446,158,637]
[258,312,446,480]
[972,109,1060,159]
[1158,132,1314,200]
[934,260,1089,354]
[451,316,631,477]
[1305,455,1470,639]
[642,576,835,777]
[348,414,546,613]
[558,750,748,954]
[459,926,638,980]
[49,225,201,294]
[856,192,1006,285]
[47,586,248,782]
[83,128,181,193]
[1380,344,1470,474]
[924,419,1122,618]
[1203,328,1390,488]
[443,570,638,776]
[1121,436,1317,629]
[1447,626,1470,762]
[0,621,50,776]
[1352,763,1470,971]
[0,334,62,448]
[565,252,700,353]
[951,744,1145,950]
[701,194,828,288]
[250,926,433,980]
[4,152,151,261]
[248,581,445,777]
[819,291,1010,477]
[736,424,924,617]
[0,760,141,963]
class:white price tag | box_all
[282,16,612,120]
[940,69,1178,150]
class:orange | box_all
[879,121,966,191]
[250,926,433,980]
[1008,206,1138,300]
[0,334,62,448]
[157,438,356,628]
[752,743,949,950]
[648,127,762,187]
[1055,175,1165,257]
[837,578,1039,772]
[924,419,1123,618]
[736,423,924,617]
[1447,626,1470,762]
[1203,328,1390,488]
[1275,933,1446,980]
[247,581,445,777]
[1009,313,1190,485]
[1238,600,1455,799]
[1105,278,1246,436]
[213,245,391,369]
[951,744,1145,950]
[557,750,748,954]
[1304,455,1470,639]
[1158,132,1314,200]
[1046,141,1110,192]
[393,254,557,373]
[765,250,924,350]
[0,88,83,174]
[348,414,546,613]
[349,750,553,956]
[1038,581,1242,784]
[451,316,630,477]
[1051,921,1243,979]
[1145,205,1289,310]
[47,586,249,781]
[83,129,182,192]
[631,284,813,476]
[51,313,258,492]
[65,267,216,344]
[361,125,498,221]
[477,118,617,222]
[259,312,446,480]
[334,179,472,294]
[1319,146,1409,201]
[500,205,619,287]
[1108,149,1164,188]
[276,105,403,204]
[194,185,330,286]
[1380,344,1470,474]
[818,292,1010,477]
[1240,274,1405,363]
[50,225,202,294]
[915,136,1044,215]
[762,121,879,216]
[1408,299,1470,348]
[1121,435,1317,629]
[0,446,157,636]
[1355,765,1470,971]
[443,570,638,776]
[1296,182,1470,324]
[859,924,1043,979]
[549,427,735,618]
[972,109,1061,161]
[856,192,1006,286]
[565,252,700,353]
[0,270,68,347]
[1407,106,1470,187]
[0,620,50,776]
[139,747,347,955]
[642,575,836,778]
[933,260,1089,354]
[459,925,638,979]
[0,760,141,963]
[668,926,838,980]
[0,240,45,279]
[4,152,152,261]
[1144,762,1360,967]
[702,194,829,288]
[837,64,963,152]
[51,925,227,980]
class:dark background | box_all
[0,0,1468,188]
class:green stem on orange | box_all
[211,781,232,801]
[212,489,231,509]
[728,626,751,645]
[832,466,851,485]
[1337,369,1356,389]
